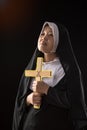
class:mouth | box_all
[40,41,47,46]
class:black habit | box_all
[12,23,87,130]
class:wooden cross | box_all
[25,57,52,109]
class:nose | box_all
[43,34,48,41]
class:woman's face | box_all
[38,25,54,53]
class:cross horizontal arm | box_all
[40,71,52,78]
[25,70,37,77]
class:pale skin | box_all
[26,25,57,106]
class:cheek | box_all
[38,38,41,44]
[38,37,41,43]
[50,41,54,49]
[37,41,41,51]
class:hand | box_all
[32,80,50,95]
[26,92,42,106]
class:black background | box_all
[0,0,87,130]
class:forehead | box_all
[43,24,52,32]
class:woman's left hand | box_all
[32,80,50,95]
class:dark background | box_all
[0,0,87,130]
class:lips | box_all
[40,40,47,46]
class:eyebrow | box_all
[42,29,52,33]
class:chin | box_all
[38,48,48,53]
[38,46,52,53]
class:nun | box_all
[12,21,87,130]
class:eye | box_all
[40,32,45,36]
[48,33,53,37]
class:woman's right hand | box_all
[26,92,42,106]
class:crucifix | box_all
[25,57,52,109]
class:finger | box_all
[33,80,37,84]
[33,97,41,105]
[34,94,41,99]
[34,92,41,96]
[32,86,35,91]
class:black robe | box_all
[12,23,87,130]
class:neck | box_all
[44,52,57,62]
